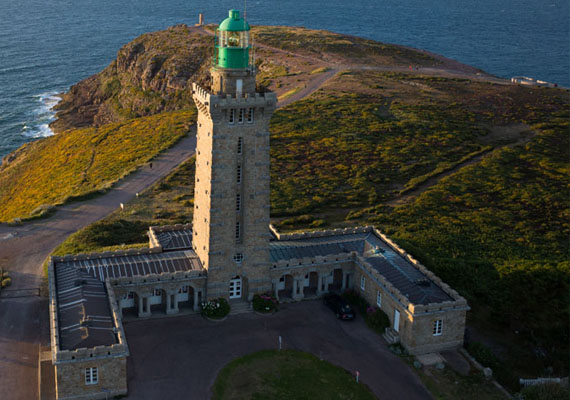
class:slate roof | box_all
[53,249,201,351]
[270,232,453,305]
[154,229,194,251]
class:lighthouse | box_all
[192,10,277,301]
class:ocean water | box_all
[0,0,567,160]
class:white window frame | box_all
[247,108,254,123]
[228,109,235,124]
[433,319,443,336]
[376,290,382,308]
[85,367,98,385]
[360,275,365,291]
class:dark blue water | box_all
[0,0,568,159]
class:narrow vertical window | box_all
[433,320,443,336]
[247,108,254,123]
[376,290,382,308]
[236,165,242,183]
[236,194,241,211]
[360,275,366,291]
[238,108,244,124]
[228,109,235,124]
[237,137,243,154]
[235,221,241,240]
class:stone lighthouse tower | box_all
[192,10,277,301]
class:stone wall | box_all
[54,356,127,400]
[192,82,277,301]
[405,308,468,355]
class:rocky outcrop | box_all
[51,25,211,132]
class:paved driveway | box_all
[124,300,431,400]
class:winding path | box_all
[0,32,513,399]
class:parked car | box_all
[323,293,355,320]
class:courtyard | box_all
[123,300,431,399]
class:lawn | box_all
[211,350,376,400]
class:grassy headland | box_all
[0,110,194,222]
[2,24,567,395]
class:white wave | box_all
[21,91,62,139]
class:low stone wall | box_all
[269,224,373,241]
[51,246,162,264]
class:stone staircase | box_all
[229,299,252,315]
[382,328,400,344]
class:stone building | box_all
[47,10,469,399]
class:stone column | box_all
[145,296,151,315]
[172,293,179,313]
[316,274,323,296]
[193,289,200,312]
[342,271,348,291]
[292,279,298,299]
[137,295,144,318]
[166,291,172,312]
[298,279,305,298]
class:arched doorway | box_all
[331,269,343,292]
[229,276,242,299]
[277,274,294,299]
[305,272,319,296]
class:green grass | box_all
[212,350,376,400]
[0,110,195,222]
[50,157,196,260]
[366,115,570,389]
[408,361,507,400]
[252,26,440,67]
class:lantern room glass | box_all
[219,30,249,48]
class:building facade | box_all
[47,10,469,399]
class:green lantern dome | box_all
[215,10,251,69]
[219,9,251,32]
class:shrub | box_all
[342,289,368,314]
[467,341,517,388]
[252,293,278,313]
[201,298,230,319]
[1,277,12,288]
[365,306,390,334]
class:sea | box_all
[0,0,568,160]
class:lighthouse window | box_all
[247,108,254,123]
[237,137,242,154]
[227,31,240,47]
[236,194,241,211]
[238,108,244,124]
[233,253,244,263]
[235,222,241,240]
[228,109,235,124]
[236,165,242,183]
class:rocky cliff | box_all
[51,25,211,132]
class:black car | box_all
[323,293,355,320]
